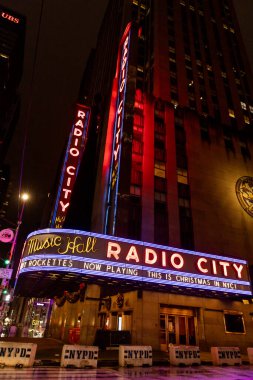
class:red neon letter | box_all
[59,201,69,212]
[107,242,121,260]
[74,127,82,137]
[197,258,208,273]
[126,246,140,262]
[219,261,230,277]
[171,253,184,269]
[77,110,86,119]
[233,263,243,279]
[145,248,157,265]
[66,166,76,175]
[70,147,79,157]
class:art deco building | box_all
[17,0,253,352]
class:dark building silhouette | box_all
[0,6,25,163]
[0,6,25,232]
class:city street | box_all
[0,366,253,379]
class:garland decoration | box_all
[54,283,86,307]
[116,293,124,308]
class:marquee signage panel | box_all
[50,104,91,228]
[18,229,252,297]
[105,22,131,234]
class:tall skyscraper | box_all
[17,0,253,352]
[0,6,25,229]
[89,0,253,254]
[0,6,25,163]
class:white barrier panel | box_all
[247,348,253,364]
[119,345,152,367]
[169,345,201,366]
[211,347,241,365]
[0,342,37,367]
[61,345,98,368]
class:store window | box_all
[224,312,245,334]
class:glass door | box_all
[160,310,197,350]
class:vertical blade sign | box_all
[50,104,91,228]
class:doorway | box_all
[160,307,197,350]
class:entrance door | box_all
[160,308,197,350]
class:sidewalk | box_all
[0,337,250,366]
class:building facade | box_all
[0,6,25,229]
[16,0,253,353]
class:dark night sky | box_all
[0,0,109,231]
[0,0,253,235]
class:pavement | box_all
[0,337,250,367]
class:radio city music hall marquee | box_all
[50,105,90,228]
[18,229,252,297]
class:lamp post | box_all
[0,193,30,332]
[8,192,29,265]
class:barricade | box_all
[0,342,37,367]
[247,348,253,364]
[119,345,152,367]
[211,347,241,365]
[61,345,98,368]
[169,345,201,366]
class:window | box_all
[177,168,188,184]
[132,139,143,154]
[130,183,141,196]
[155,161,166,178]
[155,192,166,202]
[224,312,245,334]
[131,163,142,185]
[155,176,166,192]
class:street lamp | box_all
[8,192,29,265]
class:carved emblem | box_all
[236,176,253,217]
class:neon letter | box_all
[77,110,85,119]
[59,201,69,212]
[70,147,79,157]
[219,261,230,277]
[126,246,140,262]
[66,166,75,175]
[233,263,243,279]
[107,242,121,259]
[197,258,208,273]
[145,248,157,265]
[171,253,184,269]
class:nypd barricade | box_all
[119,345,152,367]
[0,342,37,367]
[61,345,98,368]
[169,345,201,366]
[211,347,241,365]
[247,348,253,364]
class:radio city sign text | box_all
[51,105,90,228]
[19,229,252,297]
[111,23,131,189]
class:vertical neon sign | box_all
[50,104,91,228]
[105,23,131,234]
